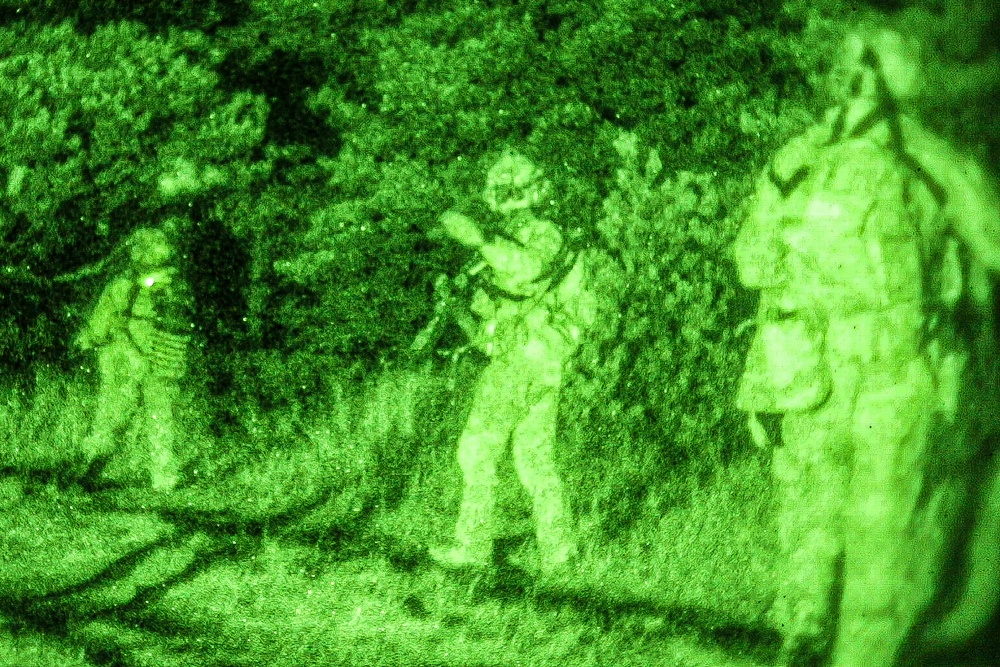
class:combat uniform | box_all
[733,36,1000,667]
[79,229,192,492]
[432,152,596,573]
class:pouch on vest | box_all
[736,317,831,413]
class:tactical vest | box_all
[474,214,593,358]
[735,102,953,414]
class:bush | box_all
[0,19,269,373]
[560,131,757,537]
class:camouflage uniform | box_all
[734,29,1000,667]
[431,151,596,573]
[78,228,192,492]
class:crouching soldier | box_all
[429,150,597,575]
[733,27,1000,667]
[77,226,193,493]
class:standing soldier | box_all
[429,150,596,575]
[733,27,1000,667]
[76,226,193,493]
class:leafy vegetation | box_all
[2,0,999,664]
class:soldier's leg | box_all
[831,359,940,667]
[142,376,182,492]
[511,375,577,574]
[770,396,854,663]
[81,344,142,463]
[439,360,527,567]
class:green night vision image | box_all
[1,1,999,666]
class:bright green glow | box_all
[1,2,999,666]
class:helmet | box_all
[482,150,552,215]
[128,228,174,268]
[828,26,925,105]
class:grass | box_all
[0,620,91,667]
[0,366,93,475]
[1,359,780,666]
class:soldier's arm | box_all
[479,218,563,293]
[902,117,1000,271]
[479,237,545,282]
[441,207,562,294]
[439,211,486,248]
[731,118,834,289]
[76,277,133,349]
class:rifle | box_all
[409,259,487,358]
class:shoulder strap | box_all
[825,47,947,209]
[124,270,142,315]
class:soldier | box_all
[429,150,596,575]
[733,27,1000,667]
[76,227,192,493]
